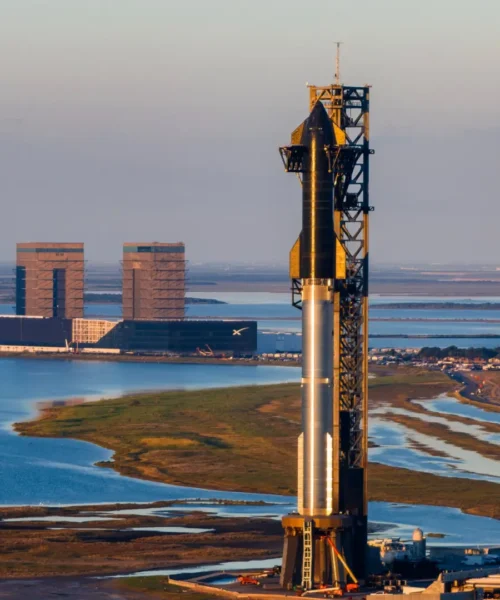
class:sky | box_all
[0,0,499,265]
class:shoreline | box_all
[0,498,491,581]
[0,353,301,367]
[14,373,500,520]
[0,502,285,579]
[1,370,500,580]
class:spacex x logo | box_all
[232,327,249,336]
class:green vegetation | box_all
[368,463,499,519]
[418,346,500,360]
[368,370,451,388]
[18,383,302,495]
[15,369,500,519]
[387,413,500,460]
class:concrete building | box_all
[16,243,84,318]
[122,242,185,320]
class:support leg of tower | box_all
[281,514,366,590]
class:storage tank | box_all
[412,528,426,561]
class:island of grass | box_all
[15,366,500,520]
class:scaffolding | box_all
[16,247,85,319]
[122,244,186,320]
[72,318,117,345]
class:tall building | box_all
[122,242,185,320]
[16,243,84,318]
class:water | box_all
[120,558,281,579]
[370,394,500,482]
[0,358,299,506]
[0,356,497,548]
[416,395,500,425]
[105,500,500,548]
[369,502,500,546]
[106,501,295,520]
[4,293,500,347]
[118,502,500,577]
[372,404,500,445]
[369,320,500,336]
[185,294,500,347]
[371,308,500,321]
[369,418,500,482]
[1,294,500,545]
[369,337,500,349]
[0,357,497,504]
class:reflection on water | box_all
[0,358,299,506]
[370,394,500,482]
[372,404,500,445]
[370,418,500,483]
[416,395,500,425]
[117,557,281,579]
[370,502,500,546]
[0,355,498,548]
[106,501,296,521]
[115,500,500,579]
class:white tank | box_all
[412,528,426,561]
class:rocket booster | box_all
[290,102,336,517]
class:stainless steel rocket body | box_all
[300,281,333,516]
[296,102,336,518]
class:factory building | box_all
[122,243,185,320]
[101,320,256,354]
[16,243,84,319]
[0,316,72,347]
[0,316,257,356]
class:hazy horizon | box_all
[1,0,499,264]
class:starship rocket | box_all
[294,101,336,516]
[280,81,371,590]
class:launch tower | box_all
[279,79,372,589]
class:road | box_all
[446,370,485,402]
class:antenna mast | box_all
[334,41,343,85]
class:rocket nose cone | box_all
[302,102,335,145]
[309,101,329,124]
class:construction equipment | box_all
[324,538,359,596]
[237,575,261,586]
[196,344,214,357]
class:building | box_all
[101,319,256,354]
[0,316,257,356]
[0,316,72,347]
[122,243,185,320]
[16,243,84,318]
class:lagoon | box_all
[0,358,299,506]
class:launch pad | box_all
[279,78,372,590]
[281,514,366,588]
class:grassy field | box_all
[16,368,500,519]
